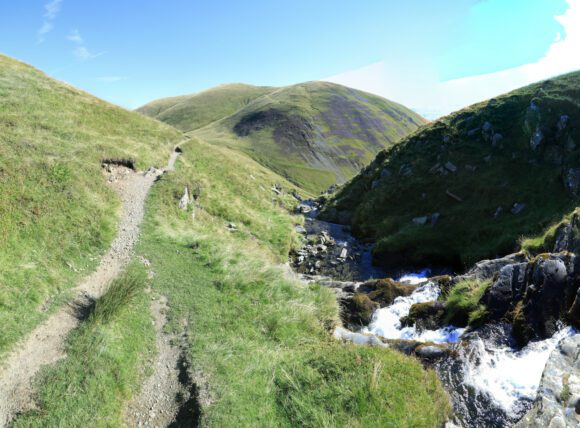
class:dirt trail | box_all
[123,296,194,428]
[0,151,180,427]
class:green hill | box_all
[322,71,580,270]
[137,83,275,132]
[140,81,426,193]
[0,54,181,353]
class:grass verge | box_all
[12,266,155,427]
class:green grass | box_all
[143,80,425,193]
[134,137,451,426]
[443,279,491,327]
[520,207,580,254]
[324,70,580,270]
[0,54,181,355]
[12,266,156,427]
[137,83,275,132]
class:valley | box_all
[0,51,579,428]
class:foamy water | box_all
[363,276,466,343]
[361,273,578,420]
[461,326,576,414]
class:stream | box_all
[292,202,578,428]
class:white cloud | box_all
[324,0,580,119]
[37,0,63,43]
[68,29,105,61]
[67,29,83,44]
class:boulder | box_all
[340,293,379,328]
[360,278,416,307]
[557,114,569,132]
[515,334,580,428]
[294,225,307,234]
[482,262,528,320]
[178,187,190,209]
[465,253,528,281]
[412,216,429,226]
[401,301,446,331]
[444,161,457,173]
[491,133,503,146]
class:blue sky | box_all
[1,0,577,117]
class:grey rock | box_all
[492,133,503,146]
[511,202,526,215]
[494,206,503,218]
[467,127,481,137]
[371,179,380,189]
[178,187,190,210]
[444,161,457,173]
[530,100,540,112]
[530,127,544,150]
[466,253,528,281]
[482,121,493,132]
[564,168,580,196]
[412,216,429,226]
[339,248,348,260]
[431,213,440,225]
[415,345,449,360]
[399,164,413,176]
[558,114,570,132]
[294,225,307,234]
[515,334,580,428]
[483,262,528,319]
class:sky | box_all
[1,0,578,118]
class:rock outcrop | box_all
[515,334,580,428]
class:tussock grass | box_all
[12,265,155,427]
[0,54,180,355]
[444,279,491,327]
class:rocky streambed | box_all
[290,200,580,428]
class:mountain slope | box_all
[142,81,426,193]
[0,54,181,354]
[322,71,580,270]
[136,83,275,132]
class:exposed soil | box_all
[0,151,180,427]
[123,296,200,428]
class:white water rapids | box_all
[361,271,578,420]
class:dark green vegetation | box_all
[140,81,426,193]
[14,267,156,426]
[133,137,450,426]
[323,71,580,271]
[0,54,181,354]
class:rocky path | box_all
[0,150,180,427]
[123,296,191,427]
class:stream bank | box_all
[290,199,580,428]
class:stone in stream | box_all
[294,225,307,234]
[515,334,580,428]
[338,247,348,260]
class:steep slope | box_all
[323,71,580,270]
[0,54,181,354]
[136,83,275,132]
[142,81,426,193]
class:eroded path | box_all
[0,151,180,427]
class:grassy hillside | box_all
[136,83,275,132]
[0,54,181,354]
[323,71,580,270]
[142,81,426,193]
[14,137,451,426]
